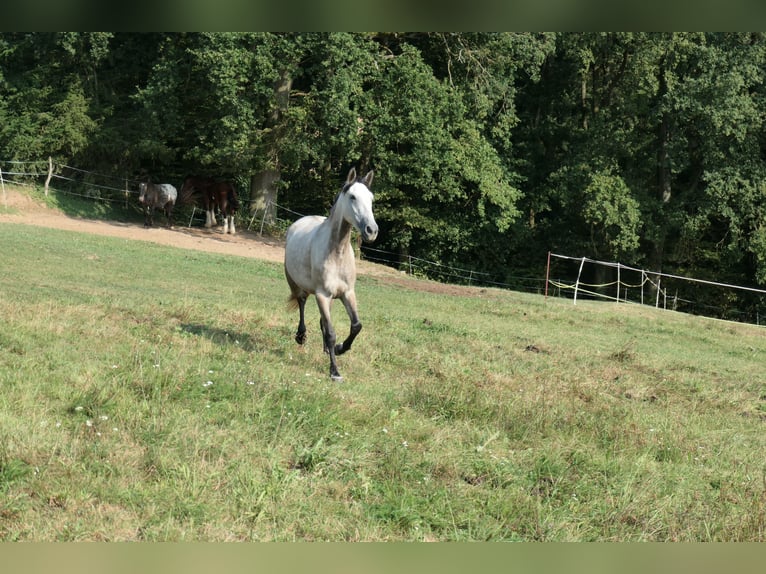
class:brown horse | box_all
[210,180,239,234]
[178,175,240,234]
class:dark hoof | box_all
[295,331,307,345]
[335,343,347,356]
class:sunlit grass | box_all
[1,223,766,540]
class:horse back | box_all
[158,184,177,205]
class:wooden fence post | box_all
[44,156,53,196]
[573,256,586,305]
[1,166,6,210]
[616,263,621,303]
[545,251,551,299]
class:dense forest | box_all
[2,32,766,318]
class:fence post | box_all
[44,156,53,196]
[0,166,6,210]
[258,200,270,236]
[655,277,662,308]
[616,263,621,303]
[545,251,551,299]
[573,256,586,306]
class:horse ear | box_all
[363,170,374,188]
[346,167,357,186]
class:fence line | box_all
[549,253,766,297]
[6,158,766,324]
[546,252,766,325]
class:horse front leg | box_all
[222,212,234,234]
[335,290,362,356]
[316,293,342,381]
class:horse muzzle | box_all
[362,222,378,243]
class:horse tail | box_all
[177,182,200,207]
[285,270,303,310]
[287,292,303,310]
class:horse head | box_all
[341,167,378,242]
[138,182,148,205]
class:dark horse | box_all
[178,175,240,234]
[138,182,177,228]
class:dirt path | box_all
[1,187,488,297]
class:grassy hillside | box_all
[1,222,765,541]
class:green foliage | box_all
[3,32,766,304]
[582,168,641,259]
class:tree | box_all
[0,33,105,164]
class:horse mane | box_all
[328,179,357,218]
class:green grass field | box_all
[1,218,765,541]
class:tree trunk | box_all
[249,169,279,223]
[249,69,292,226]
[649,51,674,283]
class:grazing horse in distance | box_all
[283,167,378,381]
[178,175,239,234]
[179,175,216,228]
[210,180,240,234]
[138,182,177,228]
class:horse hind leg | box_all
[165,204,175,228]
[294,295,308,345]
[286,272,308,345]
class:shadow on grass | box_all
[180,323,264,352]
